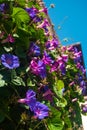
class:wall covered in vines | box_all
[0,0,87,130]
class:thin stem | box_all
[43,119,49,130]
[33,120,42,130]
[15,120,22,130]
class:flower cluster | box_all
[0,0,87,130]
[18,89,49,119]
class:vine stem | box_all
[33,120,42,130]
[43,119,49,130]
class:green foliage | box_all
[12,7,30,30]
[47,107,64,130]
[0,0,86,130]
[0,74,6,87]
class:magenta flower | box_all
[50,61,58,72]
[42,51,54,65]
[18,90,36,111]
[46,37,59,50]
[8,34,15,43]
[37,18,49,29]
[1,34,15,43]
[61,54,68,63]
[1,54,20,69]
[50,56,66,74]
[33,102,49,119]
[39,7,48,14]
[30,59,46,79]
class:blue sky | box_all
[44,0,87,70]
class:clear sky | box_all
[44,0,87,70]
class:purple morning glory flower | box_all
[58,61,66,75]
[46,37,59,50]
[0,3,5,12]
[79,80,87,95]
[82,105,87,113]
[0,3,9,13]
[42,51,54,65]
[30,59,46,79]
[33,102,49,119]
[28,42,40,56]
[25,7,38,19]
[18,90,36,111]
[1,54,20,69]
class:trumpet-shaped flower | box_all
[30,59,46,79]
[18,90,36,111]
[1,54,20,69]
[28,42,40,56]
[1,34,15,43]
[33,102,49,119]
[46,37,59,50]
[42,51,54,65]
[39,7,48,15]
[25,7,38,19]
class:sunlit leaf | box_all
[56,80,64,90]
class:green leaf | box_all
[12,7,30,28]
[0,74,6,87]
[11,76,25,86]
[0,113,5,123]
[3,46,13,52]
[47,107,64,130]
[16,0,26,7]
[56,80,64,90]
[54,97,67,107]
[27,78,35,87]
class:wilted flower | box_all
[18,90,36,111]
[1,34,15,43]
[33,101,49,119]
[1,54,20,69]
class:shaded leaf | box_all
[11,76,25,86]
[0,74,6,87]
[0,113,5,123]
